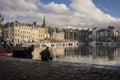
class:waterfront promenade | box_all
[0,57,120,80]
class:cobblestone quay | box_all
[0,57,120,80]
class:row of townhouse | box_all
[78,26,120,42]
[2,20,65,44]
[3,21,50,44]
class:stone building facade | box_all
[3,21,50,44]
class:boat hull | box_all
[12,50,33,59]
[0,48,13,56]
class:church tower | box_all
[42,16,46,27]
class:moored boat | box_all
[12,45,35,58]
[89,41,120,46]
[0,48,13,56]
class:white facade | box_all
[4,21,50,44]
[52,31,65,41]
[92,28,98,40]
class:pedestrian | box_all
[40,47,52,61]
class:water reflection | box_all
[32,45,120,66]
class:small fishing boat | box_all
[0,43,34,58]
[0,48,13,56]
[12,45,35,58]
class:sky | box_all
[0,0,120,29]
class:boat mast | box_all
[8,14,10,42]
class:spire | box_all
[42,16,46,27]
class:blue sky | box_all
[41,0,71,6]
[93,0,120,18]
[0,0,120,28]
[41,0,120,18]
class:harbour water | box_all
[32,44,120,66]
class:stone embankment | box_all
[0,57,120,80]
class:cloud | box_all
[70,0,120,26]
[42,2,71,15]
[0,0,120,29]
[0,0,38,17]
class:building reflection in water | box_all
[32,44,120,66]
